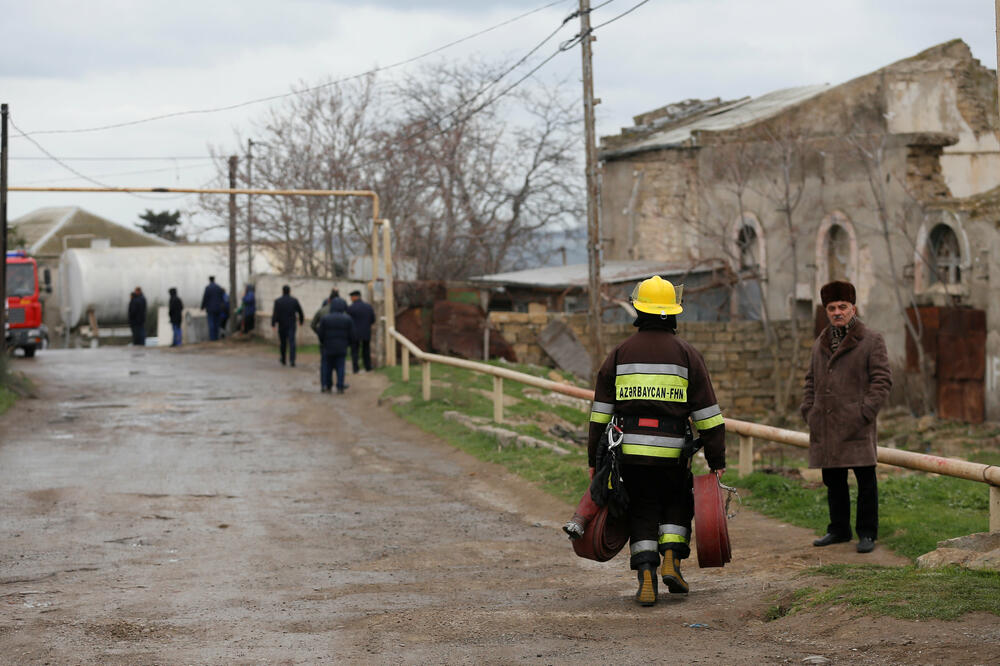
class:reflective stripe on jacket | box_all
[587,327,726,470]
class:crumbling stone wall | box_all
[489,312,811,419]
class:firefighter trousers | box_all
[621,463,693,569]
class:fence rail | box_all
[388,327,1000,531]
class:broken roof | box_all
[469,260,704,289]
[600,39,986,162]
[600,84,830,160]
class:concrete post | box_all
[422,361,431,401]
[401,346,410,382]
[493,376,503,424]
[738,435,754,477]
[991,486,999,533]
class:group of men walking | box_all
[577,276,891,607]
[269,284,376,394]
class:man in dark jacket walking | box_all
[200,276,226,341]
[128,286,147,346]
[582,276,726,607]
[271,285,304,366]
[168,287,183,347]
[318,299,356,393]
[801,280,891,554]
[346,289,376,373]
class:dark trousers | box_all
[171,323,182,346]
[321,352,347,390]
[350,339,372,372]
[822,466,878,540]
[130,325,145,346]
[621,463,694,568]
[207,311,221,341]
[278,325,297,365]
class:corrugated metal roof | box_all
[468,260,697,288]
[601,84,831,160]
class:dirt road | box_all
[1,345,995,664]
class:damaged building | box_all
[598,39,1000,421]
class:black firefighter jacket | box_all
[587,326,726,471]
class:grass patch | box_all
[0,385,15,415]
[735,471,989,560]
[798,565,1000,620]
[378,364,590,505]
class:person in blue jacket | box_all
[318,299,356,393]
[240,285,256,333]
[346,289,376,373]
[200,276,226,341]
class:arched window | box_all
[826,224,850,282]
[736,224,759,273]
[729,213,765,276]
[928,224,961,285]
[815,212,858,299]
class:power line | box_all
[590,0,652,30]
[8,115,204,201]
[16,0,572,138]
[280,0,647,176]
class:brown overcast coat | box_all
[800,320,892,469]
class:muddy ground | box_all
[1,344,996,665]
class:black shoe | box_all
[320,386,331,393]
[813,533,851,547]
[280,359,286,365]
[336,387,345,394]
[290,362,295,367]
[857,537,876,553]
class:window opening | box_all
[928,224,961,285]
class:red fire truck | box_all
[4,250,49,357]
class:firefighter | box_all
[587,276,727,606]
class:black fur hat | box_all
[820,280,855,306]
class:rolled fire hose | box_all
[693,472,735,568]
[570,490,629,562]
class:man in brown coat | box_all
[800,281,892,553]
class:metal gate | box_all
[906,307,985,422]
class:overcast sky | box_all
[2,0,996,237]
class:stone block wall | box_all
[488,312,812,418]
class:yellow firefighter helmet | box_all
[631,276,683,315]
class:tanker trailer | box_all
[59,245,270,333]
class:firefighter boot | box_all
[635,564,658,606]
[660,553,689,594]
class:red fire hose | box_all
[569,490,629,562]
[693,472,732,568]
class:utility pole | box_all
[246,139,255,278]
[1,104,8,356]
[578,0,603,379]
[228,155,238,332]
[996,1,1000,123]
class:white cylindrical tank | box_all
[60,245,271,328]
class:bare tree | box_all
[196,61,583,281]
[846,131,946,414]
[388,61,583,279]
